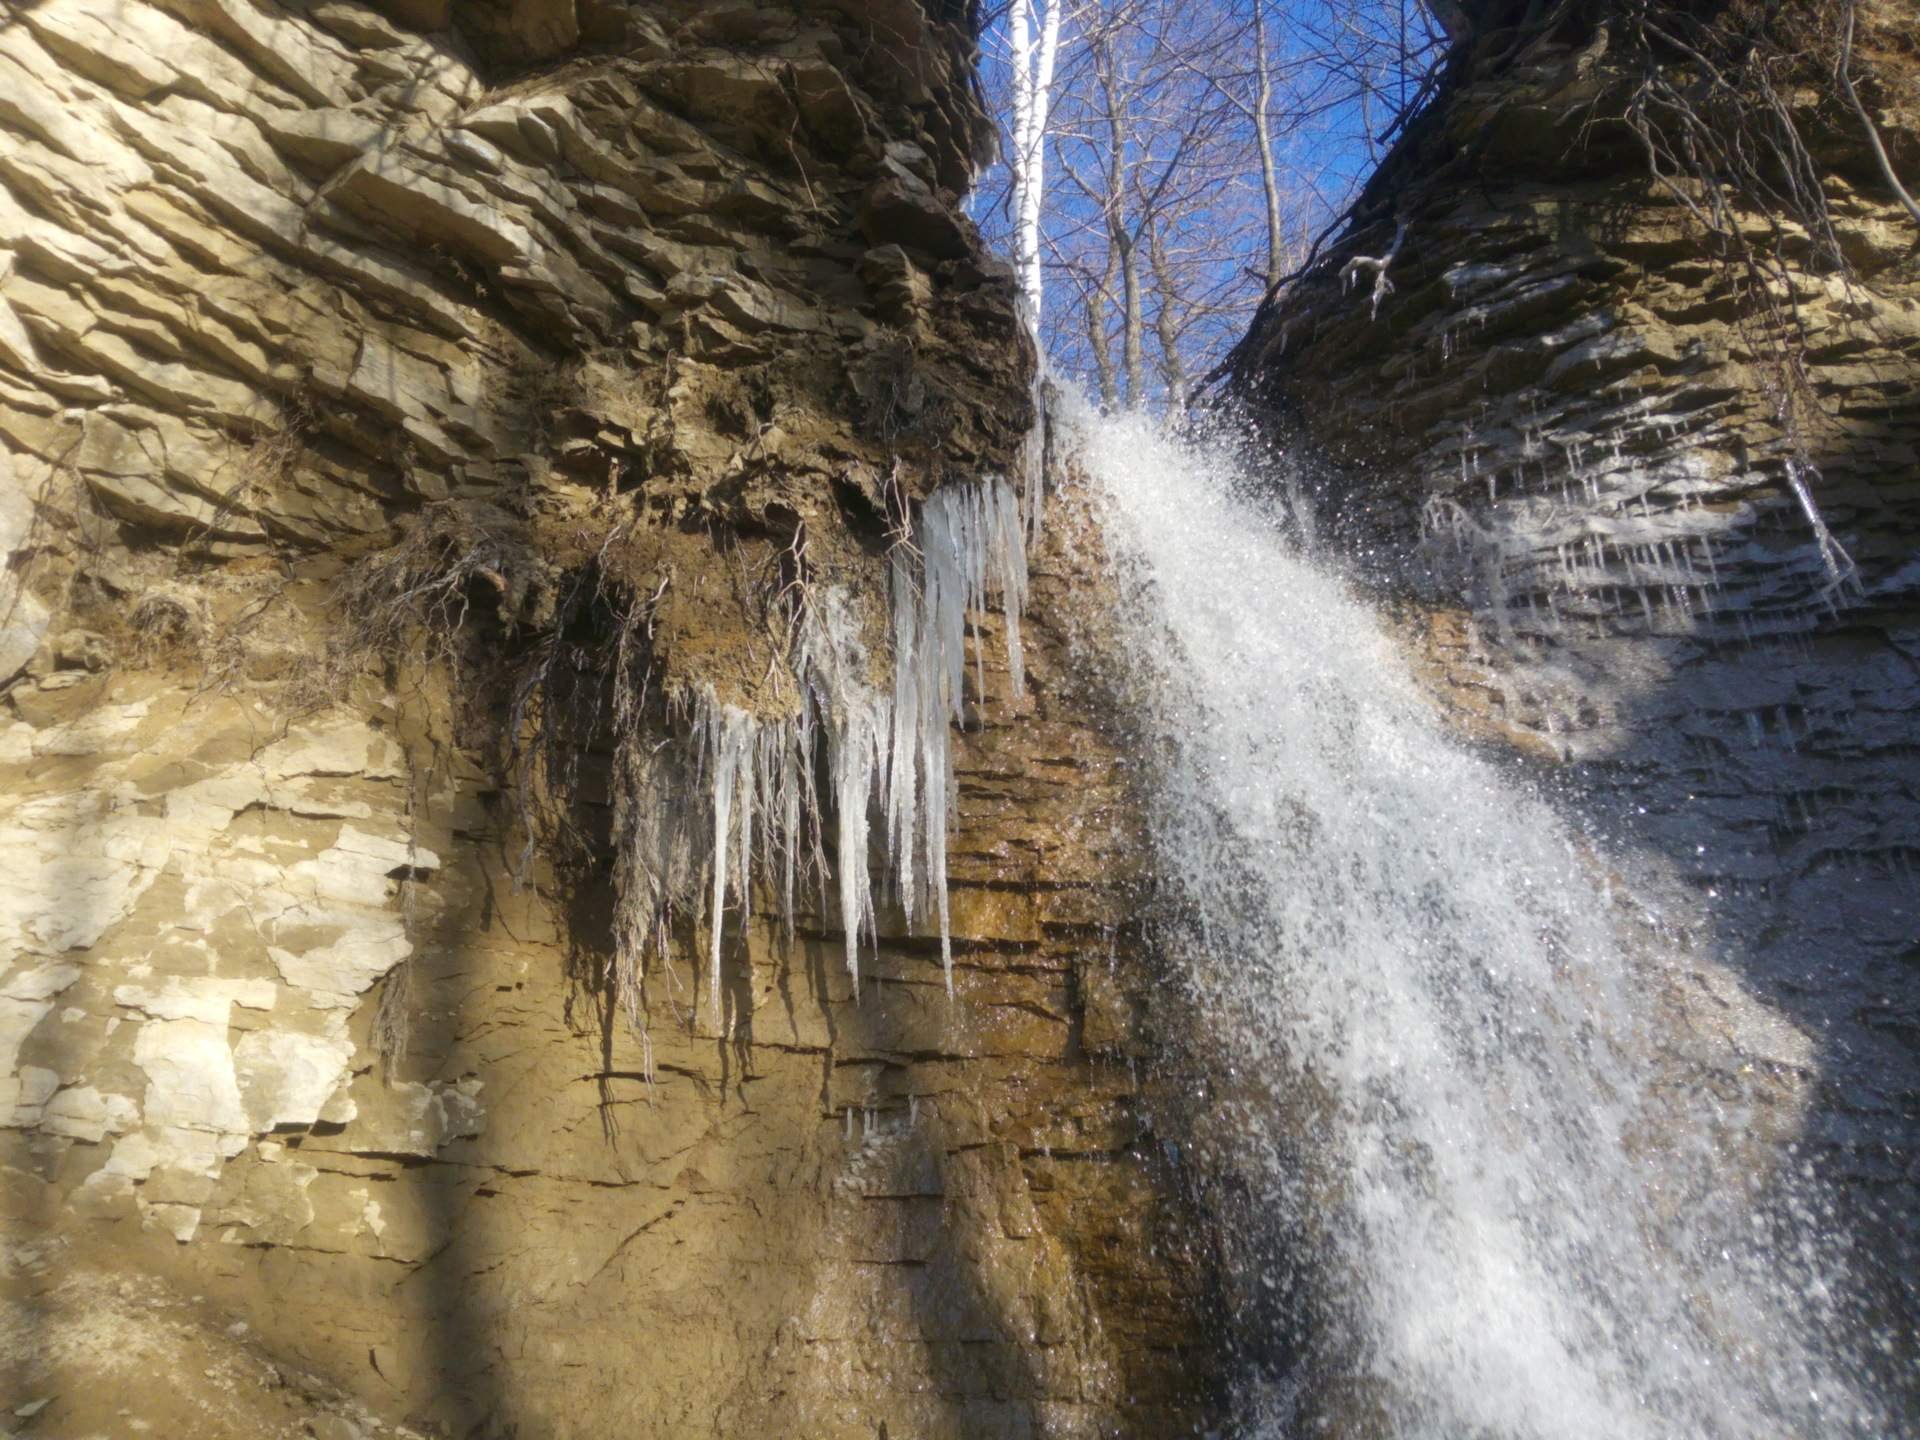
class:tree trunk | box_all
[1148,218,1189,408]
[1009,0,1063,336]
[1120,229,1144,408]
[1095,32,1142,407]
[1253,3,1286,289]
[1088,251,1120,409]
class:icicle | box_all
[779,727,801,937]
[652,477,1032,1014]
[1022,369,1048,543]
[887,478,1028,994]
[1781,458,1858,599]
[703,705,751,1027]
[735,729,754,927]
[798,585,886,995]
[833,706,878,995]
[886,548,923,923]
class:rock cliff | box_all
[1224,0,1919,1381]
[0,2,1220,1435]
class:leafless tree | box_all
[974,0,1447,408]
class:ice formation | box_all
[1783,456,1860,598]
[882,477,1029,984]
[1418,418,1867,653]
[619,477,1029,1029]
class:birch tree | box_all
[1007,0,1065,335]
[1251,2,1287,289]
[975,0,1448,406]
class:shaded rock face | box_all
[1228,0,1920,1366]
[0,2,1221,1436]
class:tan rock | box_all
[0,3,1207,1436]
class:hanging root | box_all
[127,588,209,668]
[374,744,434,1073]
[1610,0,1880,589]
[1837,0,1920,230]
[372,958,413,1071]
[319,499,543,712]
[606,723,701,1093]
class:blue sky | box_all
[966,0,1445,404]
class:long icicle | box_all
[705,707,740,1027]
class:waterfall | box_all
[1065,395,1888,1439]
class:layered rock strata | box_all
[1,538,1218,1438]
[1225,0,1920,1377]
[0,1,1220,1434]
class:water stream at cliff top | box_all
[1065,396,1889,1439]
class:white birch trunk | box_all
[1008,0,1061,337]
[1007,0,1062,540]
[1253,3,1287,289]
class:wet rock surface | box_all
[0,2,1220,1435]
[1227,0,1920,1369]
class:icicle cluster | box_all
[1418,424,1865,653]
[690,704,819,1022]
[614,477,1030,1034]
[882,477,1028,985]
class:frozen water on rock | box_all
[885,476,1028,984]
[1417,401,1859,650]
[667,476,1028,1019]
[1783,457,1860,599]
[1064,392,1886,1439]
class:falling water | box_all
[1065,398,1887,1439]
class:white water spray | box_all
[1067,396,1886,1439]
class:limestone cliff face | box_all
[0,2,1219,1436]
[1226,0,1920,1359]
